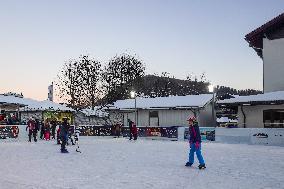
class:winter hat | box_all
[187,116,196,122]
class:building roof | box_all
[0,94,74,112]
[245,13,284,58]
[111,94,213,110]
[80,107,109,117]
[217,91,284,105]
[21,100,75,112]
[0,95,27,107]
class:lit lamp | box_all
[130,91,137,125]
[208,84,216,127]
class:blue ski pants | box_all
[188,143,205,165]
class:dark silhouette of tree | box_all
[56,55,102,109]
[215,85,262,100]
[102,53,145,104]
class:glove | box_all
[195,142,200,149]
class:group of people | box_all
[26,117,57,142]
[25,117,73,153]
[127,119,138,140]
[126,116,206,169]
[25,115,206,167]
[112,119,138,140]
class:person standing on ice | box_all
[50,119,57,139]
[132,124,138,140]
[128,119,133,140]
[185,117,206,169]
[26,117,36,142]
[59,117,70,153]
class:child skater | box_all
[185,116,206,169]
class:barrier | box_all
[216,127,284,146]
[76,125,178,138]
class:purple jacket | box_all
[189,123,201,143]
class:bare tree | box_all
[102,53,145,104]
[56,55,102,109]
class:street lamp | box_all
[130,91,137,125]
[208,84,216,127]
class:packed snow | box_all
[0,137,284,189]
[112,94,213,110]
[218,90,284,104]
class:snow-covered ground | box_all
[0,137,284,189]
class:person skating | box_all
[40,119,45,139]
[34,119,40,142]
[26,117,36,142]
[44,119,51,140]
[115,122,121,138]
[185,117,206,169]
[132,123,138,140]
[128,119,133,140]
[59,117,70,153]
[50,119,57,139]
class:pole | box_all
[212,91,216,127]
[134,97,137,125]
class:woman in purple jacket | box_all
[185,117,206,169]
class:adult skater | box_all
[132,124,138,140]
[128,119,133,140]
[50,119,57,139]
[59,117,70,153]
[44,119,51,140]
[26,117,36,142]
[185,117,206,169]
[40,119,45,139]
[34,119,40,142]
[114,122,121,138]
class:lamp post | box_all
[208,84,216,127]
[130,91,137,125]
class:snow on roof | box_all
[0,94,27,106]
[0,94,74,111]
[80,107,109,117]
[113,94,213,109]
[218,91,284,104]
[21,100,75,112]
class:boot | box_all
[198,164,206,169]
[185,162,193,167]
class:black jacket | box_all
[60,121,69,137]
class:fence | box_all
[216,127,284,146]
[0,125,215,142]
[76,125,179,138]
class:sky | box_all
[0,0,284,101]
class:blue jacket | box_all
[189,123,201,143]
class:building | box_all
[75,107,110,126]
[218,13,284,129]
[108,94,214,127]
[245,13,284,93]
[218,91,284,128]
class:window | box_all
[263,109,284,128]
[149,111,158,118]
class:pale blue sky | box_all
[0,0,284,101]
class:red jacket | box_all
[132,125,138,135]
[26,120,35,131]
